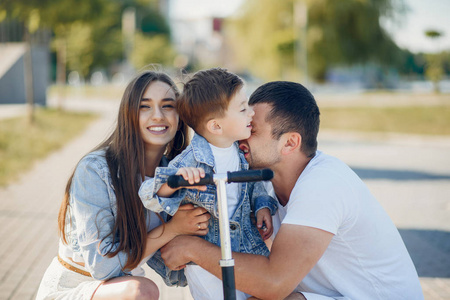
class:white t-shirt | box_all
[267,151,423,300]
[210,142,240,217]
[185,143,249,300]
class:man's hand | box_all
[160,235,202,270]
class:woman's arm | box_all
[142,204,210,260]
[71,156,131,280]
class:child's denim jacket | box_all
[139,133,278,257]
[66,149,186,286]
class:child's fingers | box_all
[263,215,272,229]
[176,167,206,185]
[256,213,264,228]
[178,203,195,211]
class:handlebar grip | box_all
[227,169,273,183]
[167,173,214,188]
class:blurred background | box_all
[1,0,449,102]
[0,0,449,299]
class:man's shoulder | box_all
[304,151,351,176]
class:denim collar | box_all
[190,133,216,168]
[189,133,249,172]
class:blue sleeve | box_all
[138,166,188,216]
[70,157,129,280]
[147,250,187,287]
[250,181,278,216]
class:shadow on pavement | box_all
[399,229,450,278]
[351,167,450,181]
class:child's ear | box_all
[281,132,301,155]
[206,119,223,135]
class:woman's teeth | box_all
[149,126,166,131]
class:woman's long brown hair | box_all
[58,71,189,271]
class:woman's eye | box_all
[240,108,246,112]
[140,105,151,109]
[163,105,175,109]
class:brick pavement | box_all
[1,102,449,299]
[0,104,193,300]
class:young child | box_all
[139,68,277,299]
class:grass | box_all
[320,106,450,136]
[48,84,125,101]
[0,108,97,186]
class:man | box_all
[160,81,424,299]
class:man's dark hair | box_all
[249,81,320,158]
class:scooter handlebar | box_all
[167,169,273,188]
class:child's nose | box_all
[248,107,255,117]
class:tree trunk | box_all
[56,40,67,111]
[23,26,35,125]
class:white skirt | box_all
[36,257,102,300]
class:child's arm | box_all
[139,164,207,216]
[249,181,278,240]
[158,167,207,197]
[250,181,278,216]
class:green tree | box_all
[424,30,444,93]
[0,0,112,111]
[131,33,176,69]
[227,0,404,82]
[129,1,175,70]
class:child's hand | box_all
[176,167,207,189]
[256,208,273,240]
[158,167,207,197]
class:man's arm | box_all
[161,224,333,299]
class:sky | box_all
[383,0,450,53]
[170,0,450,54]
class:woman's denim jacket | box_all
[140,133,278,259]
[65,149,186,286]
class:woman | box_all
[36,71,210,300]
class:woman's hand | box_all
[167,203,210,237]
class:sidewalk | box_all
[1,99,449,299]
[0,101,193,299]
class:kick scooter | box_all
[168,168,274,300]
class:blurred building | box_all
[166,0,242,70]
[0,19,50,105]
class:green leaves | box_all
[228,0,404,82]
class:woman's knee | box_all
[126,277,159,300]
[94,276,159,300]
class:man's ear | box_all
[281,132,301,155]
[206,119,223,135]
